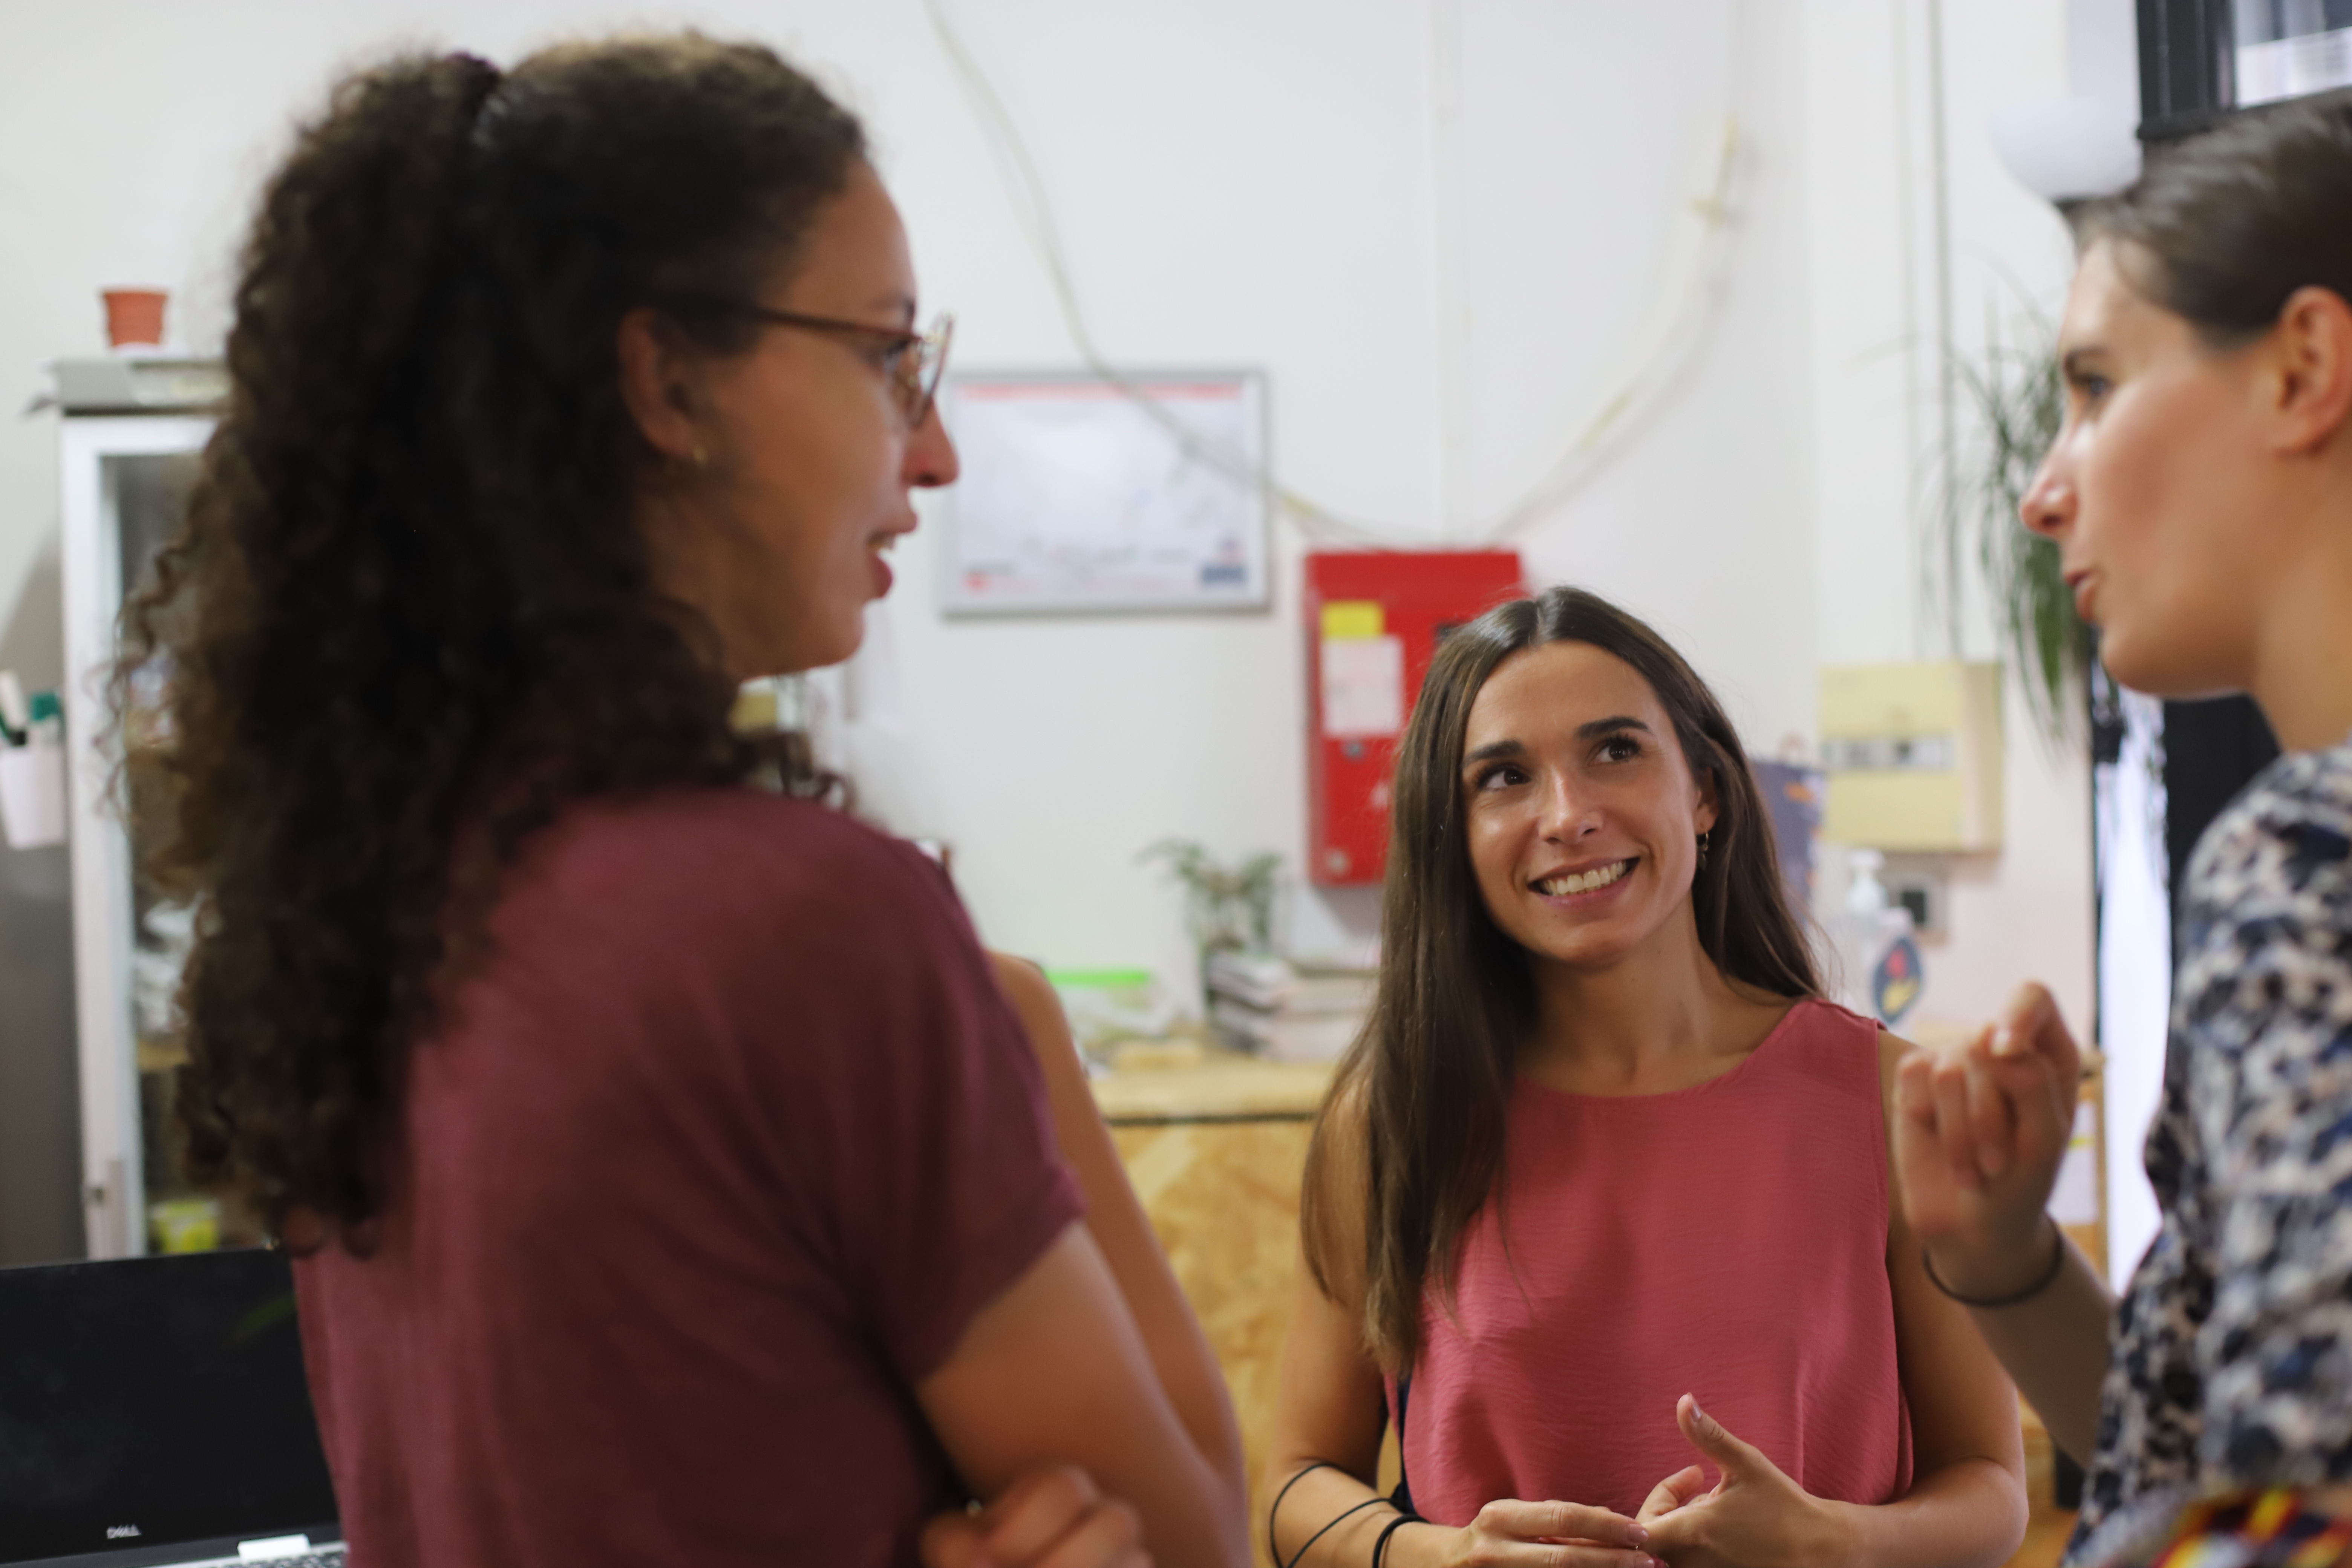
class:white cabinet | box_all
[57,405,216,1258]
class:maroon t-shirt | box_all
[292,791,1083,1567]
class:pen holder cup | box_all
[0,746,66,849]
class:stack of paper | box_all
[1204,952,1375,1063]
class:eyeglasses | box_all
[692,300,955,428]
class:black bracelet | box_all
[1268,1464,1337,1568]
[1370,1511,1421,1568]
[1283,1498,1389,1568]
[1921,1220,2067,1308]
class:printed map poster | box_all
[941,373,1270,614]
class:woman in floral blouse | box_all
[1891,98,2352,1565]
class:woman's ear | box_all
[2266,285,2352,457]
[616,306,704,462]
[1694,763,1722,837]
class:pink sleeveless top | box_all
[1392,999,1911,1524]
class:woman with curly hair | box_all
[120,35,1244,1568]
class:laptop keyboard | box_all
[181,1552,345,1568]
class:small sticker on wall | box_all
[1871,935,1923,1026]
[1321,637,1405,738]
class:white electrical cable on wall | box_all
[920,0,1396,543]
[920,0,1742,549]
[1474,108,1741,544]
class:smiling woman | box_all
[1263,586,2029,1568]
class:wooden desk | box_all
[1093,1047,1332,1568]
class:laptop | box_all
[0,1248,343,1568]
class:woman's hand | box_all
[1637,1397,1842,1568]
[1410,1499,1658,1568]
[922,1465,1148,1568]
[1892,983,2081,1297]
[1637,1467,1708,1531]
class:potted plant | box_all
[1140,839,1281,1004]
[1932,314,2087,745]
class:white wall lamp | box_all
[1988,96,2143,207]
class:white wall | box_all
[1798,0,2095,1040]
[0,3,2095,1084]
[879,0,1832,992]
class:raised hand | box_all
[922,1465,1150,1568]
[1892,982,2081,1296]
[1639,1397,1839,1568]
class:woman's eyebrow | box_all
[1577,715,1651,739]
[1463,738,1526,767]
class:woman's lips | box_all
[1531,856,1639,908]
[868,530,908,597]
[2065,569,2097,621]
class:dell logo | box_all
[106,1525,141,1539]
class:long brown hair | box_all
[1300,586,1821,1370]
[115,36,866,1241]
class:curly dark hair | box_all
[115,35,868,1241]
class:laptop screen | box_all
[0,1249,339,1564]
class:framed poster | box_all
[939,371,1270,615]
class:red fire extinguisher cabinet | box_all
[1304,549,1525,887]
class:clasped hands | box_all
[922,1465,1148,1568]
[1448,1394,1843,1568]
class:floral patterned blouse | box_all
[2071,735,2352,1563]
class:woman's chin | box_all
[741,618,864,680]
[2096,622,2238,704]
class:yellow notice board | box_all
[1819,662,2004,851]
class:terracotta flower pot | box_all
[102,288,168,348]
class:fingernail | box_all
[1689,1399,1707,1426]
[1991,1026,2018,1057]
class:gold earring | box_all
[690,441,710,468]
[1698,829,1711,869]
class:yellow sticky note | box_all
[1321,601,1384,640]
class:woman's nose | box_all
[907,403,959,489]
[2018,446,2074,539]
[1537,773,1599,840]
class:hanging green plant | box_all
[1934,313,2086,746]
